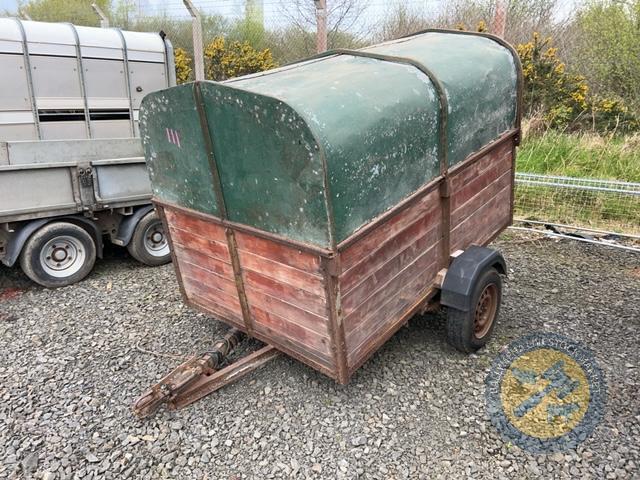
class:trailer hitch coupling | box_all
[132,329,279,418]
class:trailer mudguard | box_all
[2,216,103,267]
[113,205,154,247]
[440,246,507,312]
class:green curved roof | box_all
[140,30,520,249]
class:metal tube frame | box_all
[13,19,41,140]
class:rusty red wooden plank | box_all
[451,152,512,211]
[244,286,329,336]
[341,224,441,315]
[164,208,227,243]
[451,169,512,227]
[239,250,325,295]
[340,189,441,271]
[340,204,441,294]
[173,244,235,279]
[187,296,246,332]
[347,286,439,375]
[451,184,511,251]
[187,293,244,326]
[168,226,229,262]
[178,261,239,298]
[251,306,332,356]
[182,275,243,315]
[235,230,322,273]
[243,269,327,317]
[342,226,440,317]
[346,260,440,366]
[342,240,441,334]
[450,140,512,192]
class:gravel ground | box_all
[1,232,639,480]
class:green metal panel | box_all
[231,55,441,246]
[198,82,331,246]
[139,83,219,216]
[140,31,519,249]
[366,32,518,166]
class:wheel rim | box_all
[143,221,169,258]
[474,283,498,339]
[39,235,86,278]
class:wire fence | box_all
[514,173,640,236]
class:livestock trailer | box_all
[0,19,176,287]
[135,29,522,414]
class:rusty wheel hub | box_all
[474,283,498,339]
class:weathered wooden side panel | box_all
[234,230,336,373]
[339,188,443,371]
[449,138,514,251]
[337,136,516,377]
[164,208,245,329]
[161,205,338,378]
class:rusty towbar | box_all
[132,329,279,418]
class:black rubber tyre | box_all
[127,211,171,266]
[19,222,96,288]
[446,267,502,353]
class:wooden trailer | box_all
[135,29,522,412]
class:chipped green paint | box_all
[140,31,519,248]
[140,83,219,216]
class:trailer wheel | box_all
[127,211,171,266]
[19,222,96,288]
[446,267,502,353]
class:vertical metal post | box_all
[183,0,205,81]
[67,23,93,139]
[314,0,328,53]
[492,0,507,38]
[91,3,110,28]
[13,19,41,140]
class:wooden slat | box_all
[168,226,229,262]
[164,208,227,243]
[451,151,512,211]
[340,203,441,294]
[178,261,239,298]
[182,275,242,316]
[172,244,235,278]
[450,140,512,192]
[451,169,512,227]
[341,224,441,315]
[346,264,439,366]
[451,184,512,251]
[251,306,331,356]
[239,250,325,296]
[186,294,245,330]
[244,286,328,336]
[342,240,441,335]
[243,269,326,317]
[235,230,322,273]
[340,189,441,271]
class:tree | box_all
[204,36,277,81]
[18,0,112,27]
[573,0,640,110]
[278,0,370,46]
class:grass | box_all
[514,129,640,234]
[517,130,640,182]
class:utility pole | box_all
[314,0,327,53]
[91,3,110,28]
[183,0,205,81]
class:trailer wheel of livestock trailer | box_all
[133,29,524,413]
[0,19,176,287]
